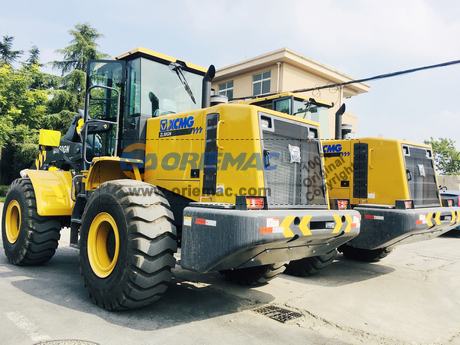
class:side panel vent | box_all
[353,143,368,199]
[202,113,219,195]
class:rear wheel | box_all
[220,262,287,285]
[79,180,177,310]
[284,249,337,276]
[339,245,393,262]
[2,178,61,265]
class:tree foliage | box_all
[424,137,460,175]
[0,36,23,67]
[52,23,109,75]
[0,24,108,183]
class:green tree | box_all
[0,64,50,182]
[0,24,108,183]
[26,45,42,68]
[424,137,460,175]
[61,69,87,110]
[52,23,109,75]
[24,46,62,90]
[0,36,23,67]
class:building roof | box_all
[214,48,370,98]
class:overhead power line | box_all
[291,59,460,94]
[233,58,460,100]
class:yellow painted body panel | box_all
[38,129,61,147]
[324,137,439,206]
[85,157,143,191]
[145,103,325,204]
[26,169,74,216]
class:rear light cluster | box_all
[330,199,350,210]
[235,195,266,210]
[246,197,265,210]
[395,200,414,209]
[441,198,455,207]
[337,200,349,211]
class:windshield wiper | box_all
[169,62,196,104]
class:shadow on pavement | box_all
[441,229,460,238]
[0,245,274,331]
[280,253,396,287]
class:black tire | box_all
[220,262,287,285]
[284,249,337,277]
[338,245,393,262]
[79,180,177,311]
[1,178,61,265]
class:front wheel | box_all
[2,178,61,265]
[338,245,393,262]
[79,180,177,310]
[284,249,337,276]
[220,262,287,285]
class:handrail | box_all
[83,85,121,164]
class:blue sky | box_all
[2,0,460,147]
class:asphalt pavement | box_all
[1,202,459,345]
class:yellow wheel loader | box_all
[2,49,361,310]
[245,92,460,262]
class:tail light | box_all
[330,199,350,210]
[337,199,349,210]
[441,198,454,207]
[457,196,459,207]
[395,200,414,209]
[235,195,266,210]
[246,197,265,210]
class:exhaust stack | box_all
[202,65,216,109]
[335,103,346,139]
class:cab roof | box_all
[115,47,208,75]
[243,92,333,108]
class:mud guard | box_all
[23,169,74,216]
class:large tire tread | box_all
[338,245,393,262]
[284,249,337,277]
[221,262,287,285]
[2,178,61,266]
[79,180,177,311]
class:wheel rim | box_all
[88,212,120,278]
[5,200,21,244]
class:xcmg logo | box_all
[160,116,195,132]
[323,144,342,153]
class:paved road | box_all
[0,207,459,344]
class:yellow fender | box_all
[24,169,74,216]
[85,157,144,191]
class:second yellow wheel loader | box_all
[245,92,460,262]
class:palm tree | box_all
[0,36,23,67]
[52,23,109,75]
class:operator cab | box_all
[82,48,207,167]
[244,93,332,139]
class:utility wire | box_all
[233,59,460,100]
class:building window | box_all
[253,71,271,96]
[219,81,234,100]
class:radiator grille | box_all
[261,116,327,208]
[403,145,439,207]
